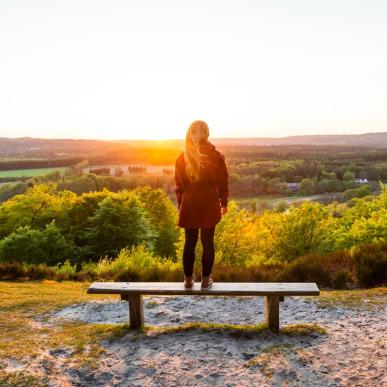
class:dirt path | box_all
[36,294,387,386]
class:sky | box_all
[0,0,387,140]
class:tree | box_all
[0,222,74,265]
[84,194,158,259]
[300,178,315,195]
[256,202,330,262]
[0,184,76,239]
[343,171,355,181]
[132,186,179,258]
[213,202,259,266]
[334,189,386,248]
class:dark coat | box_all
[174,140,229,229]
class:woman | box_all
[175,120,229,290]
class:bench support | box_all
[265,296,279,332]
[121,294,144,329]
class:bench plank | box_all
[87,282,319,296]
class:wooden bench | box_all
[87,282,320,332]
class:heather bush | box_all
[278,254,332,286]
[23,263,55,280]
[353,242,387,287]
[0,261,25,279]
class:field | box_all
[83,164,174,176]
[0,167,68,178]
[235,193,332,209]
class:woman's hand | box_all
[221,206,228,216]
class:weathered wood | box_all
[128,294,144,329]
[265,295,280,332]
[87,282,320,297]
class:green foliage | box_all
[343,171,355,181]
[330,189,387,249]
[84,193,157,259]
[132,186,179,258]
[299,178,315,195]
[256,202,330,262]
[214,202,259,266]
[0,183,386,288]
[0,183,76,239]
[0,222,74,265]
[53,260,78,280]
[341,185,371,202]
[56,189,110,256]
[0,184,179,263]
[88,244,180,281]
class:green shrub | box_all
[93,244,181,281]
[83,194,158,259]
[53,260,78,281]
[132,186,179,258]
[0,222,74,265]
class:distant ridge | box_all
[0,131,386,149]
[212,132,387,148]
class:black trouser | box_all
[183,227,215,277]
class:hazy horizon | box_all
[1,0,387,140]
[1,129,386,142]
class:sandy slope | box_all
[6,294,386,386]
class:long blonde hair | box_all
[184,120,209,182]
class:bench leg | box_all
[128,294,144,329]
[265,296,280,332]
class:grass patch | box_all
[244,344,295,378]
[143,321,326,338]
[0,167,68,178]
[144,322,268,336]
[280,323,326,336]
[46,321,130,367]
[0,370,48,387]
[314,287,387,310]
[0,281,119,367]
[145,300,159,309]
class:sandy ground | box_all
[5,294,387,386]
